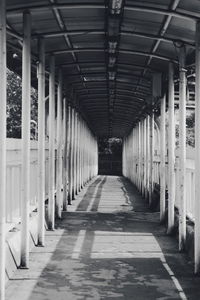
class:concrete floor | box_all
[6,176,200,300]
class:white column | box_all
[77,115,81,192]
[72,108,76,199]
[195,20,200,274]
[143,119,147,197]
[56,70,63,218]
[0,0,6,297]
[69,106,74,202]
[149,114,154,205]
[179,46,187,251]
[37,38,45,246]
[146,116,150,200]
[48,55,56,230]
[74,112,78,194]
[21,11,31,268]
[68,105,72,204]
[138,122,141,191]
[62,99,68,211]
[160,94,166,222]
[167,62,175,234]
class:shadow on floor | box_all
[6,176,200,300]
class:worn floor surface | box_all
[6,176,200,300]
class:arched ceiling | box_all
[6,0,198,137]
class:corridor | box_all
[5,177,200,300]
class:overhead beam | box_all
[7,3,198,21]
[49,48,178,63]
[59,62,161,73]
[29,29,195,48]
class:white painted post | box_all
[68,105,73,204]
[149,113,154,205]
[74,112,78,195]
[179,46,186,251]
[0,0,6,297]
[167,62,175,234]
[63,99,68,211]
[143,119,147,197]
[77,114,81,192]
[37,38,45,246]
[137,123,141,191]
[160,94,166,223]
[56,70,63,218]
[21,11,31,268]
[72,108,76,199]
[195,21,200,274]
[146,116,150,200]
[48,55,56,230]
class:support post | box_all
[167,62,175,234]
[48,55,56,230]
[37,38,45,246]
[71,108,75,199]
[68,106,73,204]
[160,94,166,222]
[149,114,154,205]
[74,112,78,195]
[21,11,31,268]
[145,116,150,200]
[63,98,68,211]
[56,70,63,218]
[195,20,200,274]
[0,0,6,297]
[143,119,147,198]
[179,46,186,251]
[138,122,141,191]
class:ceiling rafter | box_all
[28,29,195,48]
[133,0,180,99]
[48,47,178,63]
[6,3,199,21]
[49,0,88,94]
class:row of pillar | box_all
[0,5,98,300]
[122,114,154,206]
[123,34,200,274]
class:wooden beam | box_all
[195,20,200,274]
[145,116,150,200]
[167,62,175,234]
[48,55,56,230]
[0,0,6,298]
[56,70,63,218]
[178,46,187,251]
[68,105,73,204]
[21,11,31,268]
[160,94,166,222]
[62,98,68,211]
[37,38,45,246]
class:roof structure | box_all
[6,0,198,137]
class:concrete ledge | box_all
[162,203,195,262]
[5,211,45,284]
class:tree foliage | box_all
[176,111,195,148]
[98,137,122,158]
[7,69,38,139]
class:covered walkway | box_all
[6,176,200,300]
[1,0,200,299]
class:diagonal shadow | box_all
[76,177,103,211]
[6,177,200,300]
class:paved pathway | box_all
[6,176,200,300]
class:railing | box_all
[154,147,195,221]
[174,158,195,221]
[6,138,49,231]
